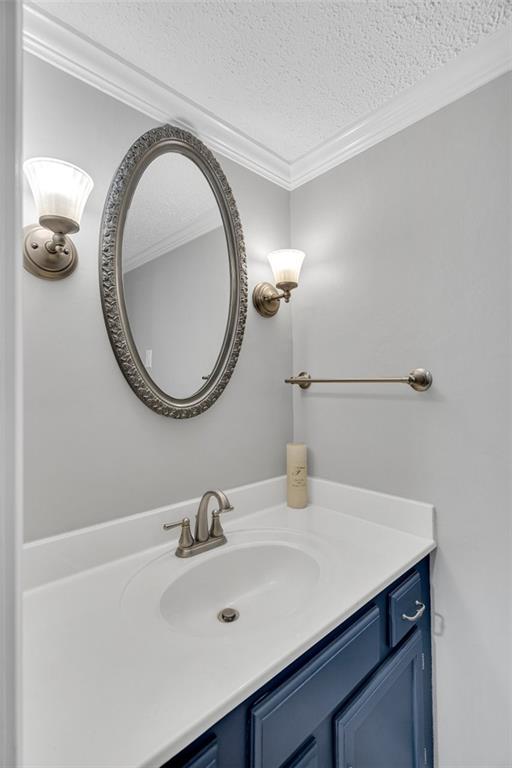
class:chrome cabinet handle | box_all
[162,517,194,548]
[402,600,426,622]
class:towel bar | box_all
[285,368,432,392]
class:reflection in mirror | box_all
[122,152,229,399]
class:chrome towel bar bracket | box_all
[285,368,433,392]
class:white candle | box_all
[287,442,308,508]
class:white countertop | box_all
[23,478,435,768]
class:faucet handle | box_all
[209,506,234,538]
[162,517,194,548]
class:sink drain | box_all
[218,607,240,623]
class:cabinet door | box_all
[335,630,425,768]
[182,740,218,768]
[250,607,381,768]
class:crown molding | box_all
[290,26,512,188]
[124,209,222,272]
[22,4,292,190]
[23,3,511,191]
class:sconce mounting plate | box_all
[23,225,77,280]
[252,281,281,317]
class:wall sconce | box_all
[252,249,305,317]
[23,157,94,280]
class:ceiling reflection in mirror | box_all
[122,152,229,399]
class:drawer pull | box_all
[402,601,425,622]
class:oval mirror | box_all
[99,125,247,417]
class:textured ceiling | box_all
[123,152,220,264]
[34,1,512,162]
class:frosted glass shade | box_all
[23,157,94,229]
[268,249,305,289]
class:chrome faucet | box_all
[163,489,234,558]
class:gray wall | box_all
[124,226,229,398]
[1,2,21,763]
[23,54,293,541]
[290,74,512,768]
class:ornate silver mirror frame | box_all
[99,125,247,418]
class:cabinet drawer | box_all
[388,571,425,647]
[250,606,380,768]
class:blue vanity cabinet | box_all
[163,557,433,768]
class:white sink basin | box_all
[121,528,328,638]
[160,541,320,636]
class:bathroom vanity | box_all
[166,557,432,768]
[23,477,435,768]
